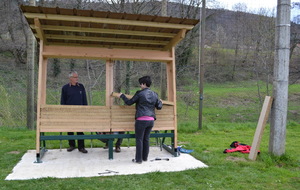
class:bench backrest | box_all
[39,104,175,132]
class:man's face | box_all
[70,73,78,85]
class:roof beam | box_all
[30,24,176,38]
[34,18,46,43]
[163,29,186,50]
[47,42,164,51]
[24,13,195,30]
[45,34,169,45]
[42,45,173,62]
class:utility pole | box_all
[198,0,206,130]
[160,0,167,100]
[269,0,291,156]
[27,0,36,130]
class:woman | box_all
[118,76,163,164]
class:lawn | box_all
[0,82,299,190]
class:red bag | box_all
[223,141,260,154]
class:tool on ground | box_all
[98,169,119,175]
[177,146,194,154]
[150,157,169,162]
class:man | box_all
[61,71,88,153]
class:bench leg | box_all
[35,153,42,163]
[108,139,114,160]
[59,132,62,151]
[90,132,93,149]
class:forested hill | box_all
[0,0,299,84]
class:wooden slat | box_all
[41,114,110,119]
[249,96,273,160]
[46,34,169,45]
[111,92,174,105]
[111,106,135,132]
[24,13,196,30]
[40,127,111,133]
[42,45,173,62]
[39,105,111,132]
[153,125,175,130]
[163,29,186,50]
[40,119,110,123]
[39,104,175,132]
[110,105,175,131]
[31,25,176,38]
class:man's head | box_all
[69,71,78,85]
[138,76,152,88]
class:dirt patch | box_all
[178,141,190,145]
[289,93,300,102]
[220,97,254,108]
[226,156,247,162]
[7,151,20,155]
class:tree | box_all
[26,0,36,130]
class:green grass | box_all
[0,124,299,190]
[0,82,299,189]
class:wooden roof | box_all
[20,5,199,51]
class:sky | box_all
[216,0,298,11]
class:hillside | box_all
[0,0,299,128]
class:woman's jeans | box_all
[135,120,154,162]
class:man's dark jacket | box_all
[61,83,87,105]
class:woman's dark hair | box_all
[139,76,152,87]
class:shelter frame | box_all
[20,5,199,162]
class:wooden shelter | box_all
[20,5,199,162]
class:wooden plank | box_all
[111,92,174,105]
[41,112,110,117]
[40,122,110,127]
[36,40,45,155]
[43,45,173,62]
[168,47,178,147]
[46,34,169,45]
[111,106,135,132]
[39,105,111,132]
[106,60,114,106]
[39,104,175,132]
[163,29,186,50]
[249,96,273,161]
[32,25,176,38]
[40,127,111,133]
[153,125,175,130]
[40,119,110,123]
[41,104,110,110]
[111,126,135,132]
[24,13,196,30]
[34,18,46,44]
[40,41,164,51]
[110,105,175,131]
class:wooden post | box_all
[269,0,290,156]
[166,47,177,148]
[106,60,114,107]
[198,0,206,130]
[249,96,273,160]
[36,40,47,155]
